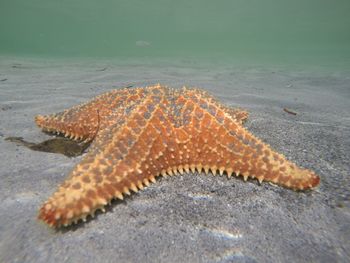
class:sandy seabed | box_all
[0,57,349,263]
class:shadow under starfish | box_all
[5,136,91,157]
[34,84,320,228]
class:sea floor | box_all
[0,57,349,263]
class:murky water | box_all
[1,0,349,69]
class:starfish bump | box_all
[36,85,320,227]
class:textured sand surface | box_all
[0,57,349,262]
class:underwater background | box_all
[1,1,350,262]
[1,0,350,69]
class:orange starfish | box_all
[36,85,320,227]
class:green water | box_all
[1,0,349,69]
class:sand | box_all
[0,57,349,262]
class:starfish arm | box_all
[38,92,168,227]
[35,88,146,141]
[183,99,320,191]
[178,88,320,189]
[35,109,99,141]
[186,87,249,124]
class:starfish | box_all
[36,85,320,227]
